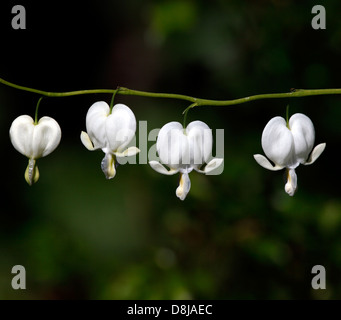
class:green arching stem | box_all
[2,77,341,108]
[0,77,115,97]
[117,87,341,107]
[34,97,43,124]
[109,87,119,113]
[286,105,290,128]
[183,102,197,128]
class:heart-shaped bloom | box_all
[81,101,140,179]
[9,115,62,185]
[254,113,326,196]
[149,121,223,200]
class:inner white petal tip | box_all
[285,184,296,196]
[25,159,39,186]
[101,153,116,179]
[284,168,297,196]
[176,172,191,201]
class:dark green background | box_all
[0,0,340,299]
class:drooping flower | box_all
[81,101,140,179]
[149,121,223,200]
[254,113,326,196]
[9,115,62,185]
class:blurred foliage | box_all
[0,0,341,299]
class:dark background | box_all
[0,0,340,299]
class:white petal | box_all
[186,120,212,166]
[156,122,183,151]
[85,101,109,149]
[156,120,215,173]
[285,168,297,196]
[195,158,224,174]
[176,172,191,201]
[80,131,95,151]
[106,104,137,153]
[156,122,190,171]
[289,113,315,164]
[253,154,284,171]
[261,116,296,167]
[34,117,62,158]
[9,115,34,157]
[304,143,326,165]
[115,146,140,158]
[9,115,61,159]
[149,161,178,175]
[101,153,116,179]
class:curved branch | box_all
[1,76,341,107]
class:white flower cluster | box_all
[254,113,326,196]
[10,115,61,185]
[9,102,325,200]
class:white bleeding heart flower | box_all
[81,101,140,179]
[9,115,62,185]
[254,113,326,196]
[149,121,223,200]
